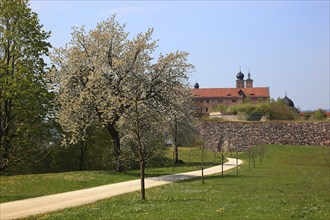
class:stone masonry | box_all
[202,121,330,150]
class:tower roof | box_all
[247,72,253,80]
[283,95,295,107]
[194,82,199,89]
[236,71,244,80]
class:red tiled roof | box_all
[190,87,270,98]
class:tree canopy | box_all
[50,15,195,172]
[0,0,52,173]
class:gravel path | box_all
[0,158,243,220]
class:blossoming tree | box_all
[50,16,194,174]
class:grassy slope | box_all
[0,147,219,203]
[29,145,330,220]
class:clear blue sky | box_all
[29,0,329,111]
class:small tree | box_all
[230,142,240,175]
[247,147,257,171]
[256,145,265,165]
[194,137,207,184]
[121,99,164,200]
[215,137,226,177]
[235,146,239,175]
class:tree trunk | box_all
[1,32,13,173]
[201,166,204,183]
[221,155,224,177]
[106,123,123,172]
[174,144,179,164]
[79,140,87,170]
[1,99,12,173]
[172,150,175,172]
[201,148,204,183]
[174,121,179,164]
[140,160,146,200]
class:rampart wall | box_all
[201,121,330,150]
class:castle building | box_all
[191,70,270,113]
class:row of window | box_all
[199,97,265,104]
[200,99,237,103]
[199,107,209,113]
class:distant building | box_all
[191,70,270,113]
[282,93,295,109]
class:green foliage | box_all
[210,104,228,113]
[224,99,300,121]
[2,124,115,175]
[30,145,330,220]
[4,120,62,175]
[0,0,53,173]
[267,100,300,120]
[301,109,327,121]
[311,109,326,120]
[302,112,312,120]
[226,102,269,121]
[38,126,113,173]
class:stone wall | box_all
[202,121,330,150]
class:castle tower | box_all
[283,92,295,108]
[245,72,253,88]
[194,82,199,89]
[236,70,245,88]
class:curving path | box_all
[0,158,243,220]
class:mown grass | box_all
[28,145,330,220]
[0,147,219,203]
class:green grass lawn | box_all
[0,147,219,203]
[27,145,330,220]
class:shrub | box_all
[221,99,300,121]
[311,109,326,120]
[267,101,300,120]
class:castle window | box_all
[205,107,208,112]
[206,100,209,103]
[200,100,203,103]
[218,99,223,103]
[232,99,237,103]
